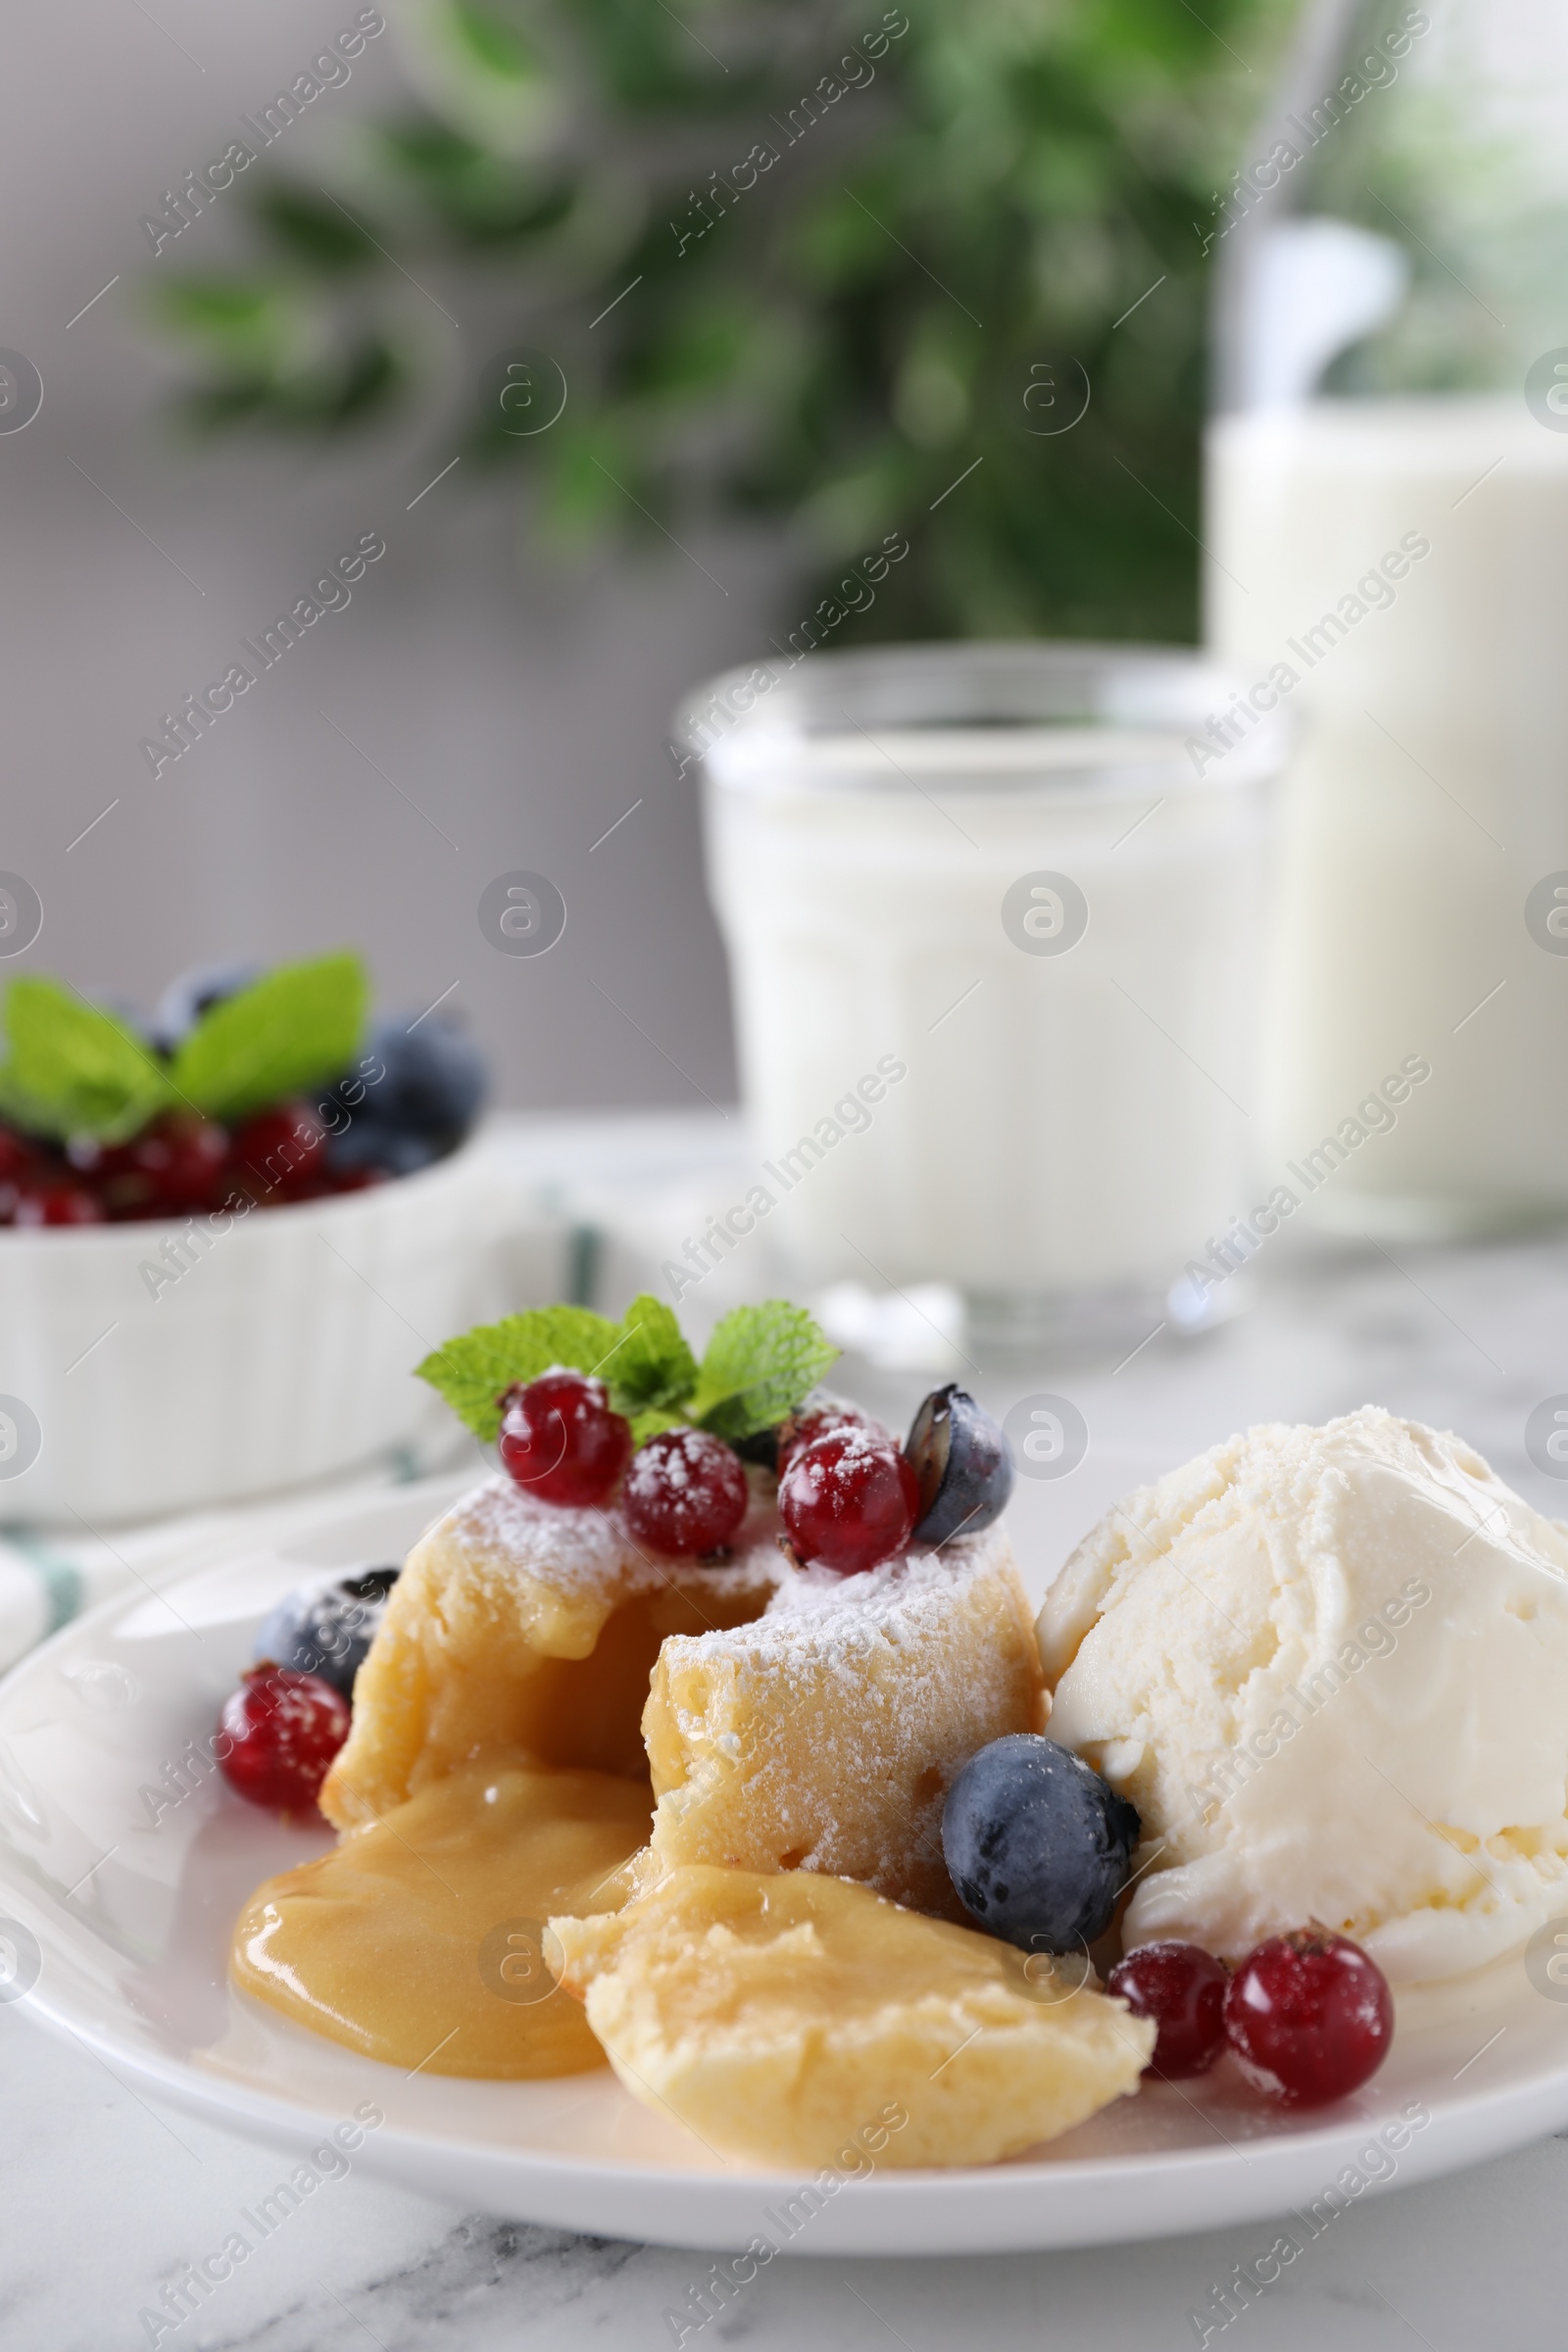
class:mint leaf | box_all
[604,1294,698,1420]
[172,951,368,1120]
[0,978,172,1142]
[417,1296,832,1449]
[416,1304,624,1441]
[688,1301,839,1442]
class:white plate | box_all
[2,1473,1566,2257]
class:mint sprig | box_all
[416,1295,838,1448]
[170,952,368,1120]
[0,979,172,1144]
[0,950,369,1141]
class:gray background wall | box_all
[1,0,784,1111]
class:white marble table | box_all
[9,1190,1568,2351]
[8,1971,1568,2352]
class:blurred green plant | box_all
[154,0,1293,641]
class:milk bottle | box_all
[1205,0,1568,1232]
[1208,399,1568,1231]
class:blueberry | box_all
[323,1119,444,1178]
[322,1015,487,1175]
[906,1385,1014,1545]
[365,1015,488,1138]
[732,1426,780,1471]
[253,1567,400,1698]
[942,1734,1141,1952]
[153,961,263,1053]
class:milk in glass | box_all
[695,650,1281,1320]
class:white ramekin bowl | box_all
[0,1130,567,1526]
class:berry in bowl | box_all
[0,953,488,1224]
[0,953,563,1520]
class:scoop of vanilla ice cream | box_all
[1037,1406,1568,1983]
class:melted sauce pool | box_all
[231,1760,651,2077]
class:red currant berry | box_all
[63,1134,140,1217]
[498,1370,633,1506]
[85,1112,231,1217]
[217,1666,350,1815]
[13,1182,106,1227]
[1225,1928,1394,2107]
[622,1427,749,1557]
[1107,1941,1230,2080]
[776,1399,889,1480]
[0,1125,43,1183]
[232,1102,326,1199]
[778,1429,920,1576]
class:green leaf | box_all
[171,952,368,1119]
[604,1293,699,1418]
[0,978,172,1143]
[252,191,382,274]
[688,1301,839,1442]
[450,0,541,83]
[416,1305,625,1441]
[156,279,286,344]
[152,0,1287,645]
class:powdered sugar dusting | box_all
[718,1522,1012,1659]
[436,1471,790,1605]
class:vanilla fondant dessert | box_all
[230,1297,1170,2155]
[551,1865,1154,2168]
[224,1312,1432,2136]
[321,1474,1042,1921]
[639,1534,1040,1917]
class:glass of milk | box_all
[681,644,1288,1350]
[1206,0,1568,1235]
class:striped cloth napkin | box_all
[0,1435,475,1675]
